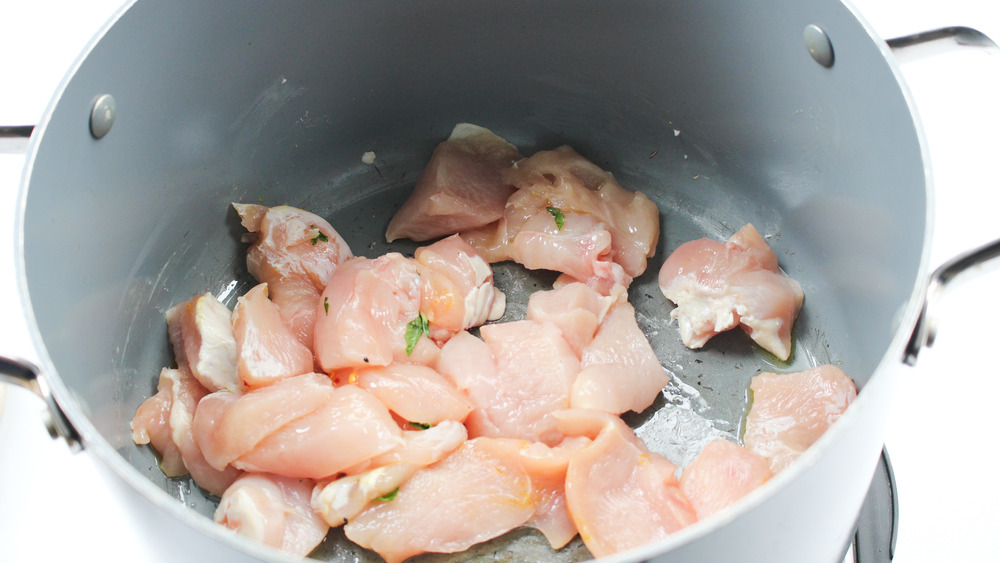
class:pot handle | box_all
[0,125,33,154]
[0,356,83,450]
[891,26,1000,365]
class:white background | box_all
[1,1,998,561]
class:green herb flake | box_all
[545,206,565,230]
[323,296,330,315]
[404,312,429,356]
[375,487,399,502]
[310,225,329,245]
[408,421,433,430]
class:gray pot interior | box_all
[19,0,925,560]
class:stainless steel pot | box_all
[1,1,996,561]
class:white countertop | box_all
[2,1,999,561]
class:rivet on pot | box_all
[803,24,835,68]
[89,93,116,139]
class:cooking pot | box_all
[1,1,997,561]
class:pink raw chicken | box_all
[232,283,314,389]
[165,292,240,393]
[355,363,474,425]
[215,473,329,557]
[555,409,697,558]
[314,254,438,372]
[436,322,579,445]
[130,368,241,496]
[462,145,659,290]
[343,437,587,563]
[233,384,403,479]
[385,123,522,242]
[414,234,506,341]
[658,224,804,361]
[311,421,468,526]
[233,203,353,350]
[571,301,671,415]
[679,439,772,519]
[526,282,618,357]
[743,365,857,473]
[193,373,336,472]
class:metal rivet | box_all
[89,94,116,139]
[804,24,835,68]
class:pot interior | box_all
[19,0,926,560]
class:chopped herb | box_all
[310,225,329,245]
[408,421,433,430]
[546,206,565,230]
[323,296,330,315]
[404,312,429,356]
[375,487,399,502]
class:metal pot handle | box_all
[886,26,1000,365]
[0,356,82,450]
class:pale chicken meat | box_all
[555,409,697,558]
[232,283,314,389]
[344,437,587,563]
[234,203,353,350]
[679,439,772,519]
[436,322,579,445]
[311,421,468,526]
[414,234,505,341]
[355,363,474,426]
[314,254,436,372]
[571,301,671,415]
[462,145,659,290]
[215,473,329,557]
[658,224,804,360]
[165,292,240,393]
[743,365,857,473]
[385,123,522,242]
[130,367,241,495]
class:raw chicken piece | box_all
[193,373,336,471]
[234,203,353,349]
[131,368,242,495]
[414,234,505,341]
[437,322,579,445]
[232,283,314,389]
[215,473,329,557]
[658,224,804,361]
[234,384,403,479]
[462,145,659,287]
[679,439,772,519]
[518,437,591,550]
[743,365,857,473]
[166,293,240,393]
[571,301,671,415]
[314,254,437,372]
[385,123,522,242]
[131,369,187,477]
[355,363,474,425]
[344,437,586,562]
[311,422,468,526]
[526,282,618,357]
[555,409,697,558]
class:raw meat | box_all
[525,282,618,357]
[232,283,314,389]
[462,145,659,290]
[571,301,671,415]
[743,365,857,472]
[555,409,697,558]
[131,368,187,477]
[385,123,522,242]
[355,363,474,425]
[234,203,353,349]
[165,292,240,393]
[658,224,804,360]
[679,439,772,519]
[414,234,505,341]
[215,473,329,557]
